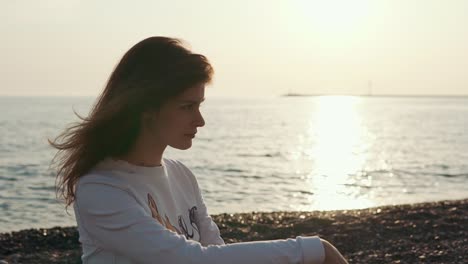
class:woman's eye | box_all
[182,103,202,110]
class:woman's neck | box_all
[116,135,167,167]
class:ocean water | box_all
[0,95,467,233]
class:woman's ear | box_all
[141,109,158,130]
[141,110,151,123]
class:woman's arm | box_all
[193,192,226,246]
[75,182,325,264]
[321,239,348,264]
[177,160,225,246]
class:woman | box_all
[51,36,348,263]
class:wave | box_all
[391,169,468,178]
[237,152,282,158]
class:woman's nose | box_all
[194,109,205,127]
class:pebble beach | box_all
[1,198,466,264]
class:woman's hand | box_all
[321,239,348,264]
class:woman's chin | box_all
[170,142,192,150]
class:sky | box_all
[1,0,468,97]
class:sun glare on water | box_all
[295,96,376,211]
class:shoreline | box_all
[1,198,466,263]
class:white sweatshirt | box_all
[73,157,325,263]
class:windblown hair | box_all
[49,37,214,209]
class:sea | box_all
[1,95,467,233]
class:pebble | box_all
[1,199,466,263]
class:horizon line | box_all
[1,93,468,98]
[281,93,468,98]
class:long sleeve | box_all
[194,194,226,246]
[189,172,225,246]
[75,182,325,264]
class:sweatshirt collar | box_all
[94,157,167,176]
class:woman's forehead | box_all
[176,84,205,102]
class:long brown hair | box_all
[49,36,214,209]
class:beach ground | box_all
[0,199,466,264]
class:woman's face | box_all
[145,84,206,150]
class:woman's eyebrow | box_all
[177,98,205,104]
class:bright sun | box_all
[293,0,373,36]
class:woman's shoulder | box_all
[163,158,197,182]
[163,157,191,172]
[77,169,131,193]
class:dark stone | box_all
[1,199,467,264]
